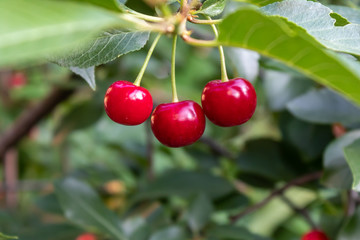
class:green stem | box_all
[128,11,163,22]
[133,33,162,86]
[208,16,228,82]
[188,17,222,25]
[171,35,179,102]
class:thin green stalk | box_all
[171,35,179,102]
[133,33,162,86]
[208,16,229,82]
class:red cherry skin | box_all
[151,100,206,147]
[302,230,329,240]
[201,78,257,127]
[76,233,97,240]
[104,81,153,125]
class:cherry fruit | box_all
[76,233,97,240]
[151,100,205,147]
[201,78,257,127]
[302,230,329,240]
[104,81,153,125]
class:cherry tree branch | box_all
[0,87,75,160]
[230,171,323,223]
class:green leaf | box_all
[217,7,360,105]
[287,88,360,126]
[149,226,187,240]
[0,233,17,240]
[322,131,360,189]
[237,139,300,182]
[134,170,234,200]
[263,70,313,111]
[262,0,360,56]
[70,66,96,90]
[55,31,150,68]
[186,194,213,233]
[197,0,227,17]
[0,0,136,67]
[54,178,127,240]
[330,5,360,24]
[234,0,281,7]
[65,0,123,12]
[344,139,360,191]
[207,225,270,240]
[338,208,360,240]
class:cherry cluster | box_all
[104,77,256,148]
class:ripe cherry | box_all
[9,72,27,88]
[302,230,329,240]
[151,100,205,147]
[76,233,97,240]
[104,81,153,125]
[201,78,257,127]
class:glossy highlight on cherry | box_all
[151,100,206,148]
[104,80,153,126]
[201,78,257,127]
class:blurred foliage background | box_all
[1,0,360,240]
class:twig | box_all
[280,194,317,229]
[199,136,235,160]
[230,171,322,223]
[0,87,75,160]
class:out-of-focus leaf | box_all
[226,48,260,83]
[149,226,187,240]
[338,208,360,240]
[197,0,227,16]
[263,71,313,111]
[21,224,82,240]
[237,139,300,182]
[279,112,333,160]
[55,31,150,68]
[186,194,213,233]
[218,7,360,105]
[262,0,360,56]
[66,0,123,12]
[0,0,133,67]
[134,170,234,200]
[287,88,360,126]
[330,5,360,24]
[35,193,63,215]
[70,66,96,90]
[55,100,103,135]
[0,232,17,240]
[207,225,271,240]
[322,131,360,189]
[54,178,126,240]
[344,139,360,191]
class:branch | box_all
[0,87,75,160]
[199,136,235,160]
[280,194,317,229]
[230,171,323,223]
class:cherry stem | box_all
[208,16,229,82]
[127,10,164,22]
[188,16,222,25]
[133,33,162,86]
[171,35,179,102]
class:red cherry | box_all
[201,78,257,127]
[76,233,97,240]
[151,100,205,147]
[104,81,153,125]
[302,230,329,240]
